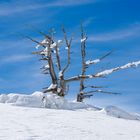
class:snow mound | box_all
[0,92,140,121]
[104,106,140,121]
[0,92,95,110]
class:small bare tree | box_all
[26,25,140,102]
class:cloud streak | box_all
[0,54,33,65]
[0,0,97,16]
[88,23,140,42]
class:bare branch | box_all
[61,26,74,75]
[84,90,120,95]
[27,25,52,41]
[32,50,44,55]
[25,36,47,48]
[84,85,105,89]
[100,51,113,60]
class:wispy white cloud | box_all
[83,17,96,27]
[88,23,140,42]
[48,0,97,7]
[0,54,33,64]
[0,0,97,16]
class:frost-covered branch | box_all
[66,60,140,82]
[65,74,103,83]
[85,51,113,65]
[95,60,140,77]
[27,33,58,90]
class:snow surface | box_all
[0,92,140,120]
[0,102,140,140]
[104,106,140,120]
[0,92,140,139]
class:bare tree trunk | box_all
[78,24,87,102]
[58,26,73,96]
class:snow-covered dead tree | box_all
[27,26,140,102]
[28,27,73,97]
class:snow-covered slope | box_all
[0,92,140,121]
[0,103,140,140]
[104,106,140,120]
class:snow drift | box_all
[0,92,96,110]
[104,106,140,120]
[0,92,139,121]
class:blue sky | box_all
[0,0,140,112]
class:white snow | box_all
[81,37,87,42]
[120,61,140,69]
[50,40,63,48]
[47,84,57,91]
[95,69,114,76]
[95,60,140,77]
[0,97,140,140]
[65,47,68,50]
[40,47,49,56]
[85,59,100,65]
[0,92,139,120]
[89,75,93,78]
[35,39,49,49]
[57,39,63,44]
[59,70,63,78]
[0,92,91,110]
[104,106,140,120]
[44,64,49,69]
[50,42,57,48]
